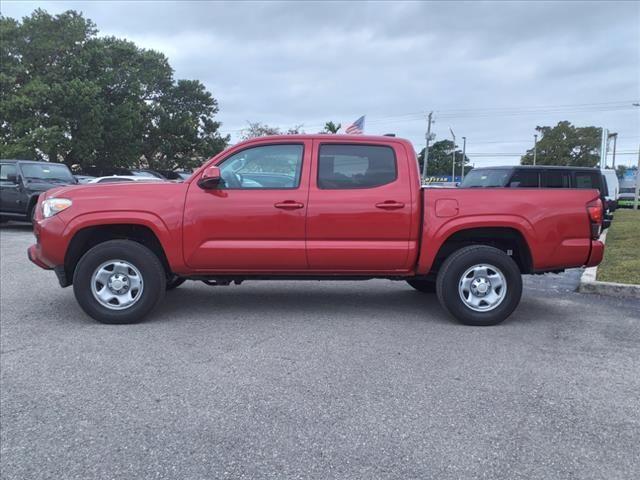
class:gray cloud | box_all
[3,0,639,166]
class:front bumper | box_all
[586,240,605,268]
[27,244,52,270]
[27,214,68,271]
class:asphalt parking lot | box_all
[1,223,639,480]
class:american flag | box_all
[345,115,365,135]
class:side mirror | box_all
[6,173,18,184]
[197,166,222,189]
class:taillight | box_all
[587,198,603,240]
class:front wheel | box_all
[73,240,166,324]
[436,245,522,326]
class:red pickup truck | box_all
[28,135,605,326]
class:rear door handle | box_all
[274,201,304,210]
[375,201,405,210]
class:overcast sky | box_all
[3,0,640,167]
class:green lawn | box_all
[597,209,640,285]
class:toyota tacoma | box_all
[28,135,605,326]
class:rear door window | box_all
[508,170,539,188]
[318,144,396,189]
[541,170,571,188]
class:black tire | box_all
[436,245,522,326]
[28,204,36,224]
[73,240,166,324]
[166,275,187,290]
[406,278,436,293]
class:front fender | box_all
[61,210,185,271]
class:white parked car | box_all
[601,169,620,209]
[88,176,165,184]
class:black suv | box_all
[0,160,77,223]
[460,165,612,227]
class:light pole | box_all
[635,144,639,210]
[634,103,640,209]
[449,127,456,184]
[533,134,538,166]
[599,128,609,169]
[608,132,618,168]
[461,136,467,180]
[422,112,434,180]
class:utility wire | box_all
[222,99,639,134]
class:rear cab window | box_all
[317,144,396,189]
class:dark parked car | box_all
[0,159,77,223]
[156,170,192,181]
[460,165,613,228]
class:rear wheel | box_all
[436,245,522,326]
[73,240,166,324]
[406,278,436,293]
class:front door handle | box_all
[274,201,304,210]
[375,201,405,210]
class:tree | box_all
[0,9,229,170]
[239,122,282,140]
[239,122,304,140]
[520,121,601,167]
[417,139,471,178]
[321,121,341,134]
[616,165,629,179]
[142,79,228,170]
[286,124,304,135]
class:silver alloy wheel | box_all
[91,260,144,311]
[458,263,507,312]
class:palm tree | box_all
[322,121,341,134]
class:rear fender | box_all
[416,215,536,275]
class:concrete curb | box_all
[578,230,640,299]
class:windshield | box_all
[20,163,74,182]
[460,169,511,188]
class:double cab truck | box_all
[28,135,605,326]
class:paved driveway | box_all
[1,223,639,479]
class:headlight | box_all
[42,198,72,218]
